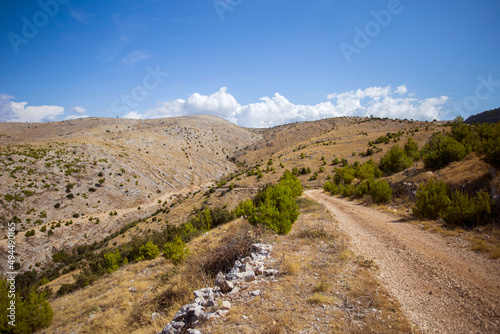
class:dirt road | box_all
[305,190,500,334]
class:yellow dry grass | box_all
[200,197,415,333]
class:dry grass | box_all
[468,236,500,259]
[41,218,258,334]
[200,198,415,333]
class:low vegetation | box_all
[414,179,495,228]
[235,170,302,234]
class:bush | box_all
[278,170,303,197]
[25,229,35,237]
[163,236,189,265]
[379,145,412,174]
[52,251,69,263]
[413,179,451,219]
[444,190,492,228]
[250,184,300,234]
[137,240,160,261]
[103,250,122,273]
[477,122,500,166]
[370,179,392,204]
[323,181,340,195]
[209,207,235,228]
[404,137,420,160]
[421,133,467,170]
[0,278,54,333]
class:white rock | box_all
[221,300,232,310]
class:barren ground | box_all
[306,190,500,334]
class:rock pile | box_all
[159,243,278,334]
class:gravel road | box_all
[306,190,500,334]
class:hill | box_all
[0,115,258,271]
[1,115,499,334]
[465,106,500,124]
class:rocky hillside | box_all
[0,115,259,271]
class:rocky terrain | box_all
[0,115,259,271]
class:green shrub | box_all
[103,250,122,273]
[476,122,500,166]
[234,199,255,218]
[25,229,35,237]
[209,207,235,227]
[379,145,412,174]
[163,236,189,265]
[404,137,420,160]
[137,240,160,261]
[333,166,355,185]
[0,278,54,333]
[278,170,303,197]
[413,179,451,219]
[444,190,492,228]
[52,251,69,263]
[370,179,392,204]
[421,133,467,169]
[248,183,299,234]
[323,181,340,195]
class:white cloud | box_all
[131,85,448,127]
[71,106,86,114]
[65,114,90,121]
[121,50,152,66]
[396,85,408,94]
[0,94,64,122]
[123,111,143,119]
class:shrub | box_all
[444,190,492,228]
[52,251,69,263]
[278,169,303,197]
[104,250,122,273]
[404,137,420,160]
[25,229,35,237]
[370,179,392,204]
[239,171,302,235]
[209,207,235,227]
[379,145,412,174]
[333,166,355,185]
[413,179,451,219]
[323,181,340,195]
[477,122,500,167]
[163,236,189,265]
[421,133,467,169]
[0,278,54,333]
[137,240,160,261]
[248,183,299,234]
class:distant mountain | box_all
[465,107,500,124]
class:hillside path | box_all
[305,190,500,334]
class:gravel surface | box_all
[306,190,500,334]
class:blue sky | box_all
[1,0,499,127]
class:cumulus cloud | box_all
[132,85,448,127]
[123,111,143,119]
[65,115,90,121]
[71,106,86,114]
[0,94,64,122]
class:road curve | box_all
[305,190,500,334]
